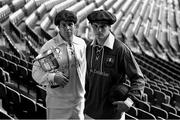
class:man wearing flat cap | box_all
[32,10,87,119]
[85,9,145,119]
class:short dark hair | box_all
[54,10,77,25]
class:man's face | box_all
[59,20,75,41]
[91,22,110,40]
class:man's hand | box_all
[112,101,130,113]
[54,72,69,87]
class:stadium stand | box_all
[125,113,138,120]
[0,109,14,120]
[0,0,180,119]
[137,108,156,119]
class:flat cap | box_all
[54,10,77,25]
[87,10,116,25]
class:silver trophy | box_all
[35,44,70,88]
[35,48,59,72]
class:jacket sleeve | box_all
[123,49,145,100]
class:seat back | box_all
[5,86,21,115]
[125,113,138,120]
[126,106,138,118]
[171,93,180,108]
[0,82,6,99]
[154,90,166,106]
[136,99,151,112]
[137,108,156,119]
[168,112,180,119]
[0,110,14,120]
[144,86,154,103]
[17,94,36,119]
[36,85,46,107]
[161,103,177,114]
[35,103,47,119]
[150,105,168,119]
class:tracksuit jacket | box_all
[85,33,145,119]
[32,34,87,109]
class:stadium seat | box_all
[17,64,28,91]
[129,0,141,16]
[112,11,124,32]
[154,78,164,85]
[8,61,18,83]
[0,82,7,104]
[0,67,6,83]
[0,57,9,71]
[5,86,21,117]
[9,20,24,39]
[0,5,11,23]
[165,83,174,88]
[148,80,157,86]
[158,83,168,90]
[150,105,168,119]
[17,94,36,119]
[36,85,46,107]
[168,87,179,94]
[0,50,4,57]
[0,110,14,120]
[174,86,180,93]
[36,4,47,20]
[43,0,66,11]
[161,103,177,114]
[11,54,20,65]
[24,0,37,16]
[144,86,154,104]
[76,2,96,23]
[137,108,156,120]
[135,99,151,112]
[12,0,26,12]
[35,103,47,119]
[171,93,180,109]
[139,0,149,20]
[161,88,173,98]
[121,0,133,14]
[102,0,117,10]
[108,0,124,14]
[9,9,25,25]
[67,0,87,14]
[26,69,38,92]
[168,112,180,119]
[145,82,150,88]
[125,113,138,120]
[4,52,12,61]
[153,89,167,106]
[19,58,28,68]
[126,106,138,118]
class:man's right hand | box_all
[54,72,69,87]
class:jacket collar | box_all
[54,33,78,45]
[91,32,115,50]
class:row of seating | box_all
[127,103,180,119]
[0,82,46,119]
[0,50,38,94]
[112,0,180,63]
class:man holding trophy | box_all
[32,10,87,119]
